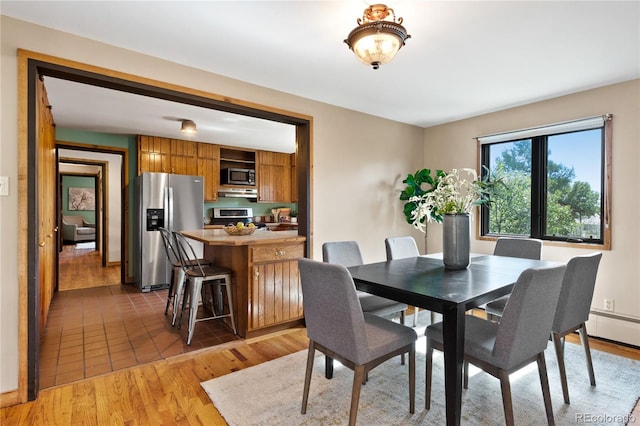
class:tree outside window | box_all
[481,125,606,245]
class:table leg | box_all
[441,305,465,426]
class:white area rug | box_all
[75,242,95,250]
[202,325,639,425]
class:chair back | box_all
[173,232,206,276]
[298,258,370,363]
[493,237,543,260]
[322,241,364,267]
[552,252,602,333]
[62,215,84,226]
[385,236,420,260]
[492,264,566,369]
[158,228,180,265]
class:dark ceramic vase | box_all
[442,213,470,269]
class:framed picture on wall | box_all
[68,187,95,211]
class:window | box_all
[478,115,611,247]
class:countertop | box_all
[181,228,305,246]
[204,222,298,230]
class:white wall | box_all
[0,16,424,395]
[422,80,640,346]
[59,149,122,264]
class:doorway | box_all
[20,51,312,401]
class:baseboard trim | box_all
[0,388,21,408]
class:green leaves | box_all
[400,168,444,226]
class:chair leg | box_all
[400,310,406,365]
[552,332,570,404]
[409,343,415,414]
[186,277,203,345]
[425,342,433,410]
[325,356,334,379]
[430,311,436,325]
[498,369,515,426]
[349,365,365,426]
[537,352,555,426]
[578,323,596,387]
[463,360,469,389]
[301,341,316,415]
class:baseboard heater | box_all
[590,309,640,324]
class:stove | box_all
[210,207,264,227]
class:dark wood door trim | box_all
[18,49,312,402]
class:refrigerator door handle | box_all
[166,186,173,231]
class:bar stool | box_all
[173,232,237,345]
[158,228,212,326]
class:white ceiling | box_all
[2,1,639,151]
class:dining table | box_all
[347,253,563,426]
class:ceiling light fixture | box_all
[344,4,411,70]
[180,119,197,134]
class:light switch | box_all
[0,176,9,196]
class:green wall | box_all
[61,175,96,223]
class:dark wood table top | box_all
[348,254,562,312]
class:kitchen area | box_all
[133,134,306,341]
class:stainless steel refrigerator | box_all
[134,172,204,292]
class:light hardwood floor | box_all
[5,248,640,426]
[3,316,639,424]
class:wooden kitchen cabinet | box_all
[290,152,297,203]
[248,242,304,331]
[197,142,220,201]
[170,138,197,175]
[137,135,171,174]
[257,150,292,203]
[137,135,197,175]
[194,230,306,338]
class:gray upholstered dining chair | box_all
[484,237,543,320]
[425,264,566,425]
[173,232,236,345]
[385,235,435,326]
[323,241,409,375]
[551,252,602,404]
[298,258,417,426]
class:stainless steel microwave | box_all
[221,168,255,186]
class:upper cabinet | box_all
[138,136,295,203]
[290,152,297,203]
[197,143,220,202]
[137,135,197,175]
[137,135,218,201]
[257,150,293,203]
[219,147,256,172]
[137,135,171,173]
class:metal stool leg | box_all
[172,268,186,326]
[187,277,203,345]
[164,266,176,315]
[223,275,237,335]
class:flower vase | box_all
[442,213,470,269]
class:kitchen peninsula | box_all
[180,229,306,338]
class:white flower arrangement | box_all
[406,168,493,233]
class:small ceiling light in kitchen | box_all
[344,4,411,70]
[180,119,197,134]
